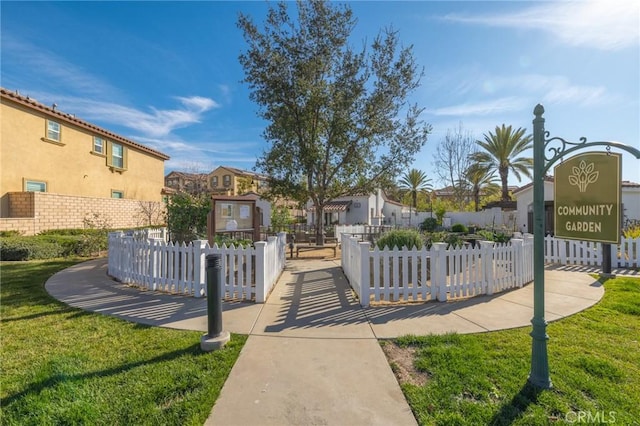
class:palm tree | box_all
[398,168,432,224]
[470,124,533,202]
[463,163,500,212]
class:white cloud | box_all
[175,96,219,112]
[491,74,613,107]
[37,94,218,138]
[2,36,119,99]
[427,97,528,116]
[442,0,639,50]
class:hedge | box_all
[1,234,108,261]
[376,229,424,250]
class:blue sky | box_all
[2,1,639,187]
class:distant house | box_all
[164,171,208,194]
[207,166,268,196]
[513,177,640,234]
[307,189,409,227]
[0,87,170,234]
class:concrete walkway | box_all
[45,257,625,425]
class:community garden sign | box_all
[529,104,639,390]
[554,152,621,244]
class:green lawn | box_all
[0,259,246,425]
[384,275,640,425]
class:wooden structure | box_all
[207,194,262,244]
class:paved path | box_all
[45,257,627,425]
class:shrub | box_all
[420,217,438,232]
[494,232,511,244]
[376,229,424,250]
[0,230,22,237]
[213,234,252,248]
[477,230,495,241]
[0,232,109,261]
[427,231,446,246]
[451,223,468,233]
[0,237,65,260]
[445,233,464,248]
[38,228,103,236]
[623,223,640,239]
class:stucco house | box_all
[513,177,640,235]
[164,171,208,194]
[0,87,170,235]
[208,166,268,196]
[307,189,410,227]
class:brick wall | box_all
[8,192,35,217]
[0,192,166,235]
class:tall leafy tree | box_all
[398,168,432,221]
[470,124,533,202]
[238,0,431,244]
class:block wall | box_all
[0,192,166,235]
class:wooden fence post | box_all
[255,241,267,303]
[511,239,523,287]
[193,240,208,298]
[479,240,495,295]
[359,241,370,307]
[432,243,447,302]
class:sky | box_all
[2,0,639,188]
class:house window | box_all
[45,120,61,142]
[107,142,127,170]
[112,144,124,168]
[93,136,104,155]
[25,180,47,192]
[223,175,231,186]
[111,190,124,199]
[212,176,218,187]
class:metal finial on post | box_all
[533,103,545,118]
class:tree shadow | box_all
[489,382,546,426]
[1,343,204,407]
[0,307,91,323]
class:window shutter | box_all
[122,146,128,170]
[106,141,113,167]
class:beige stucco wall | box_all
[1,98,166,216]
[0,192,165,235]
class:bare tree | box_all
[175,161,213,195]
[137,201,166,226]
[433,122,477,210]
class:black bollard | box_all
[289,234,295,258]
[602,243,612,276]
[206,254,223,338]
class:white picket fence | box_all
[544,236,640,268]
[341,234,533,307]
[108,232,287,302]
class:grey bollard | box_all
[206,254,223,337]
[201,253,230,351]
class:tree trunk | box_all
[500,166,510,202]
[474,188,480,212]
[315,205,325,246]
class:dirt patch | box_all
[381,341,430,387]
